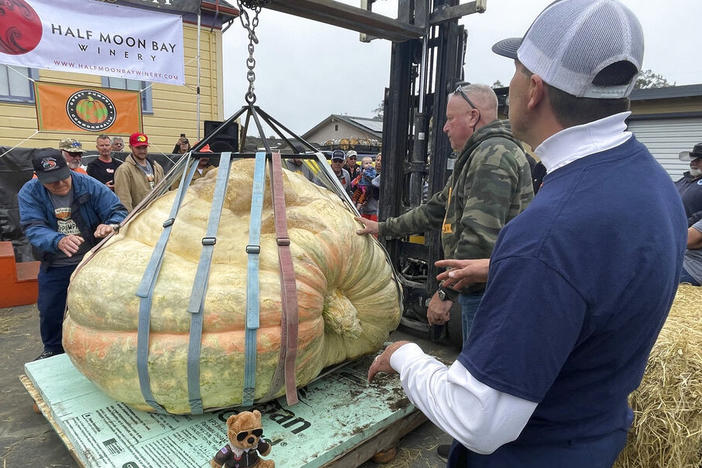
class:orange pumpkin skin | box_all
[64,160,402,414]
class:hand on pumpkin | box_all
[94,224,117,239]
[427,291,452,325]
[58,234,84,257]
[368,340,411,382]
[355,216,379,236]
[435,258,490,290]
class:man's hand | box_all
[57,235,84,257]
[436,258,490,290]
[427,291,453,325]
[355,216,379,235]
[105,180,115,190]
[368,340,411,382]
[94,224,117,239]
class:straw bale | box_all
[614,285,702,468]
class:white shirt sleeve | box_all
[389,343,538,455]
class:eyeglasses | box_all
[236,428,263,441]
[65,152,82,158]
[454,85,478,110]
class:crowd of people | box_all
[319,148,382,220]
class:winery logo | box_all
[0,0,43,55]
[66,89,117,131]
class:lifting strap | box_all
[242,151,267,406]
[266,151,299,405]
[185,152,233,414]
[135,157,199,413]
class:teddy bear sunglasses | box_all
[236,428,264,441]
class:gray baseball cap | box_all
[492,0,644,99]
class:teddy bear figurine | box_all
[210,410,275,468]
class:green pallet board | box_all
[25,354,417,468]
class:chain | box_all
[237,0,270,104]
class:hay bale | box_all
[614,285,702,468]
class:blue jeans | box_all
[37,264,77,353]
[679,266,700,286]
[458,292,484,347]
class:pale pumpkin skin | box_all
[63,160,402,414]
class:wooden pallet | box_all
[22,354,426,468]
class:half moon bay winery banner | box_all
[0,0,185,85]
[35,82,142,133]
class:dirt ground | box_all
[0,304,454,468]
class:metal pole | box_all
[197,9,202,140]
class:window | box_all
[0,65,38,103]
[101,77,153,113]
[335,124,339,131]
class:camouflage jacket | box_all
[379,119,534,262]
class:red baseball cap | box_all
[129,132,149,147]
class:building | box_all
[0,1,238,153]
[628,84,702,179]
[495,84,702,180]
[303,114,382,155]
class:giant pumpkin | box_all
[63,159,402,414]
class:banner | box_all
[35,82,142,134]
[0,0,185,85]
[97,0,202,14]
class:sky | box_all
[221,0,702,136]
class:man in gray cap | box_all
[18,149,126,360]
[368,1,687,466]
[675,142,702,226]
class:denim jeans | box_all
[37,264,77,353]
[679,266,700,286]
[458,292,484,347]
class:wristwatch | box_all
[437,287,457,302]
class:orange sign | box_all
[35,82,142,134]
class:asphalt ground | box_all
[1,304,455,468]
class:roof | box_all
[493,83,702,102]
[303,114,383,140]
[201,0,238,20]
[630,84,702,101]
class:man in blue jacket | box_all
[18,149,127,360]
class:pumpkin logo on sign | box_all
[66,89,117,132]
[0,0,43,55]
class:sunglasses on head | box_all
[454,85,478,110]
[236,428,263,441]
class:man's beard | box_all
[68,160,81,170]
[690,168,702,178]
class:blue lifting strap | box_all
[185,151,233,414]
[242,151,267,407]
[135,157,199,413]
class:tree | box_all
[491,80,505,89]
[372,101,384,119]
[634,69,674,89]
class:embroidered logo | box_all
[41,157,58,170]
